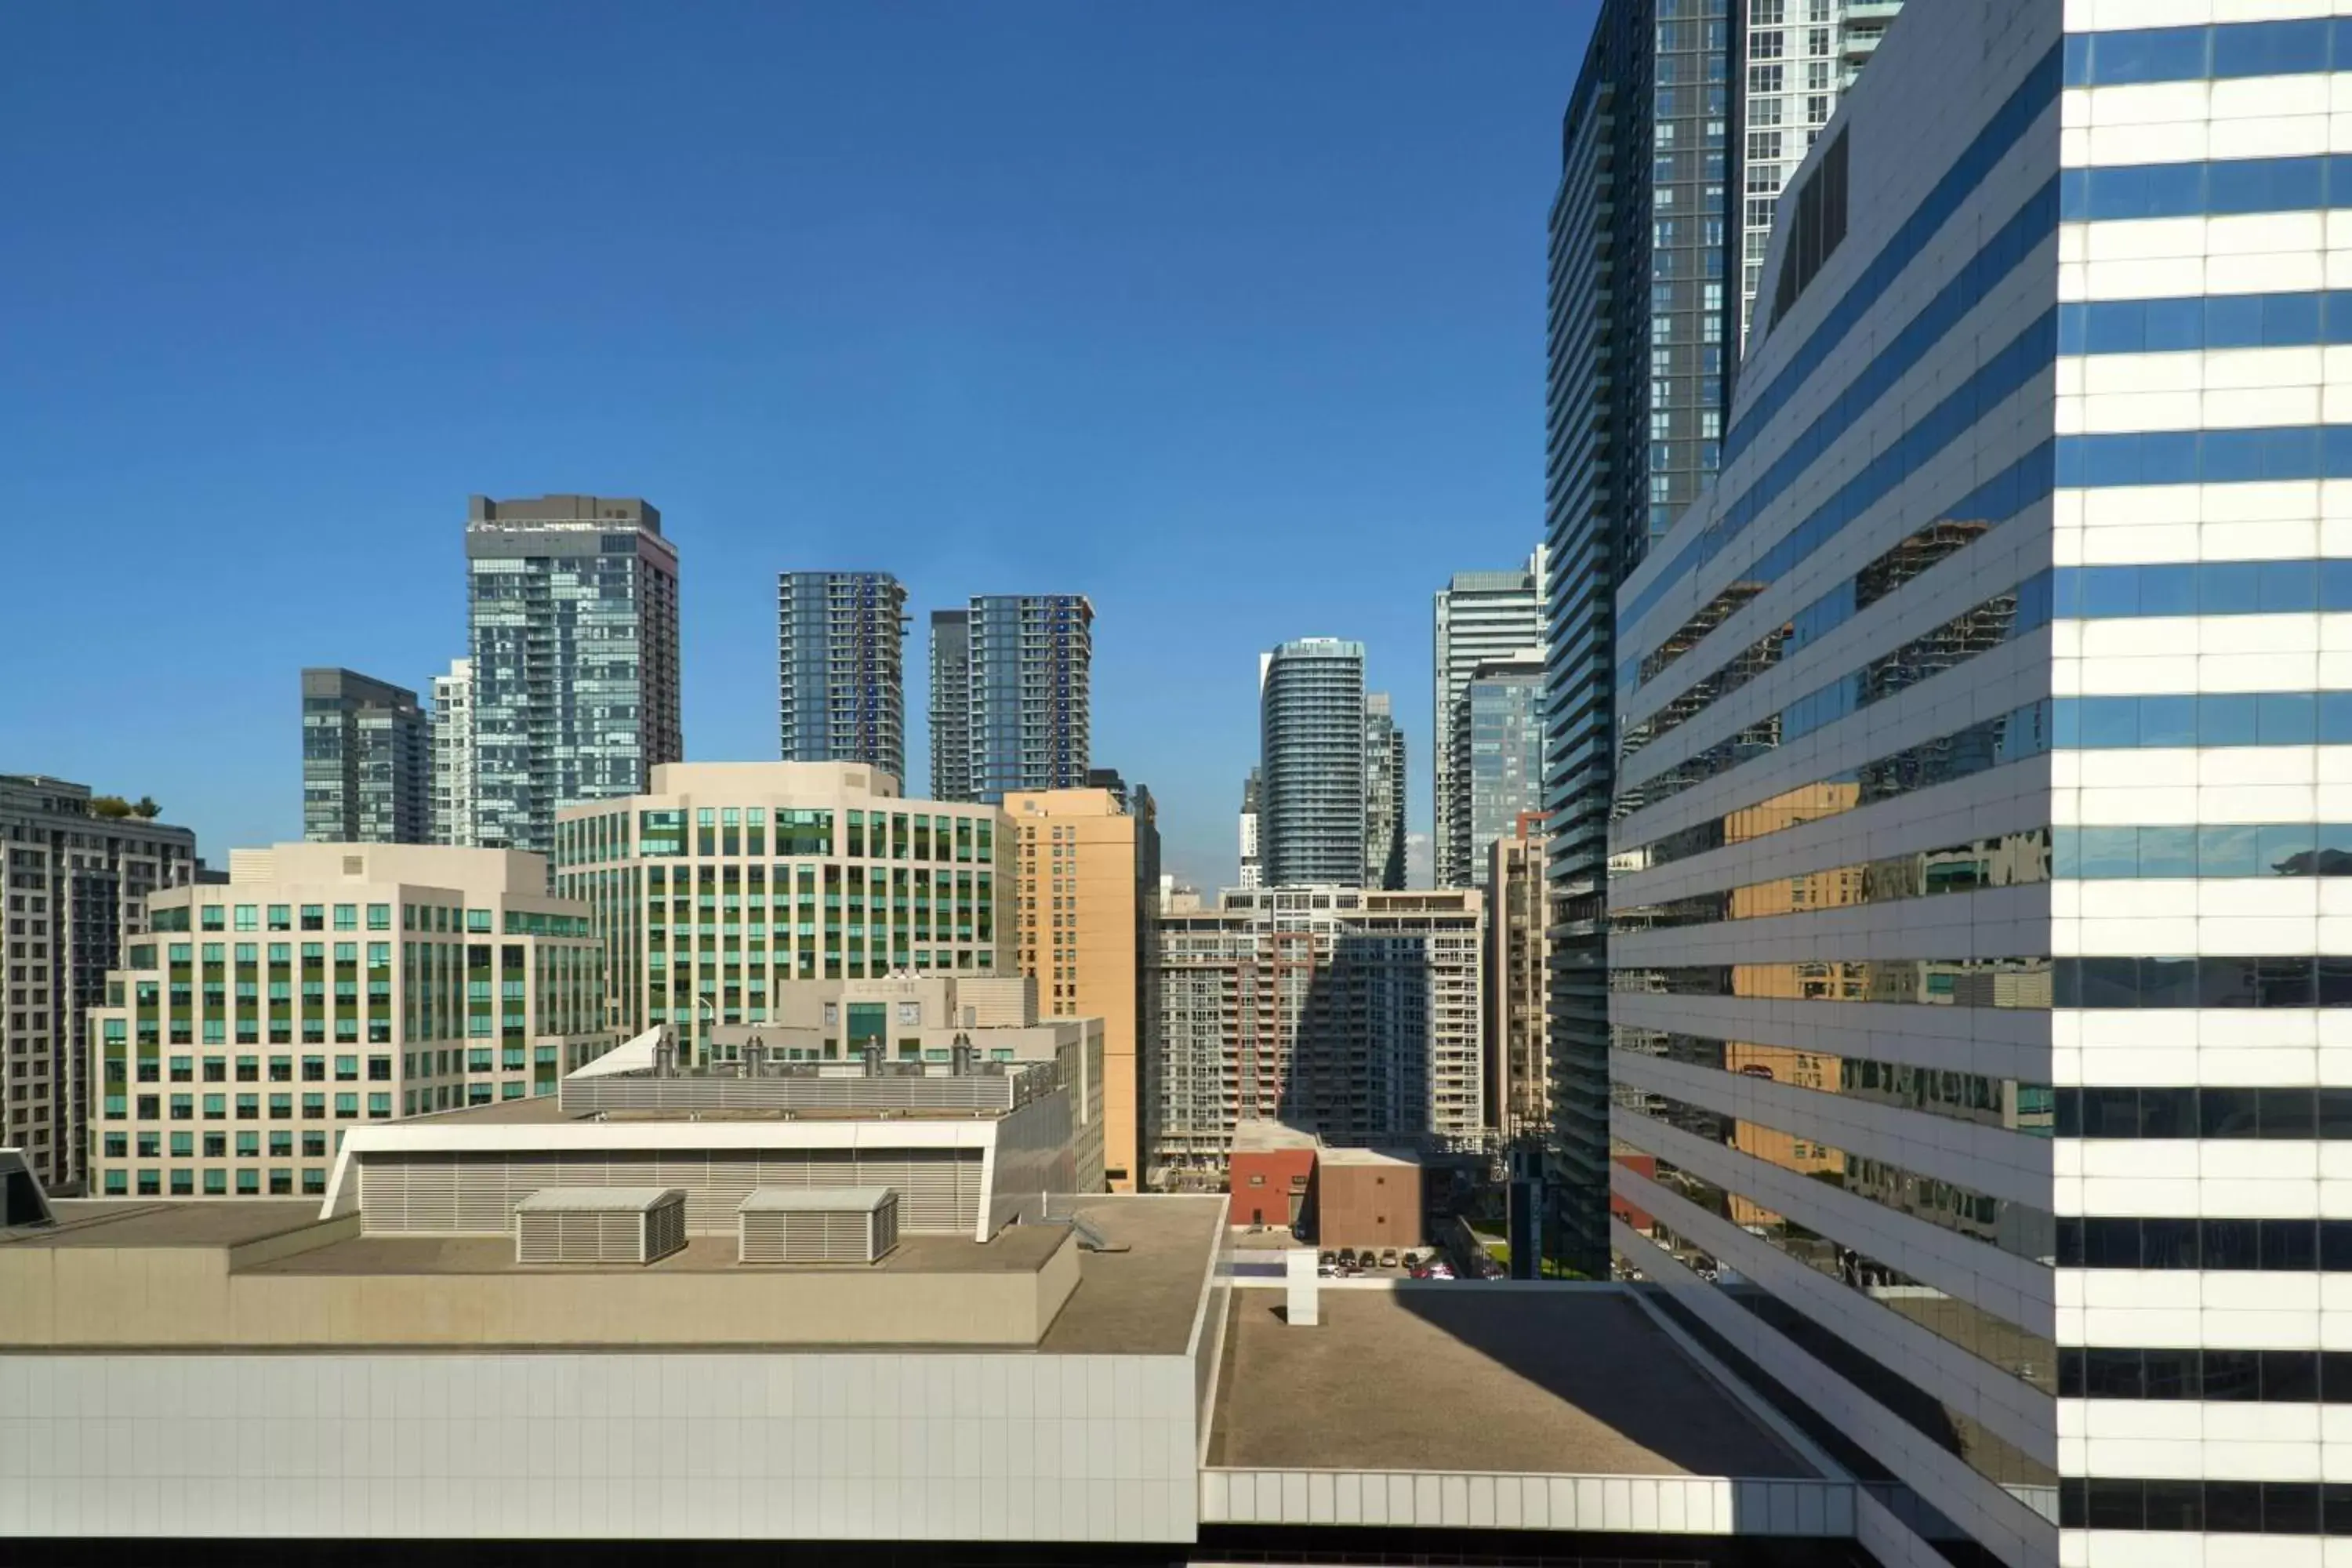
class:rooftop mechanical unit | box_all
[513,1186,687,1265]
[737,1185,899,1265]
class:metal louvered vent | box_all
[512,1187,686,1265]
[737,1186,898,1265]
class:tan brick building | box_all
[1004,787,1154,1191]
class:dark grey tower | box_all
[299,668,429,844]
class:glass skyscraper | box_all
[927,609,972,800]
[776,571,908,784]
[1363,692,1406,892]
[964,594,1093,804]
[1433,548,1546,889]
[465,494,682,856]
[299,667,429,844]
[1461,655,1544,873]
[1541,0,1735,1278]
[1258,637,1367,889]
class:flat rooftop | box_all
[1209,1289,1813,1479]
[8,1200,322,1250]
[1,1194,1225,1357]
[1040,1195,1224,1355]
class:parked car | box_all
[1337,1247,1358,1266]
[1318,1250,1337,1269]
[1378,1249,1399,1269]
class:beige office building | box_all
[1484,815,1549,1149]
[553,762,1013,1065]
[84,843,611,1202]
[1004,787,1151,1191]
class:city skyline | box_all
[3,2,1588,891]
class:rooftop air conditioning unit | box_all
[514,1186,688,1265]
[737,1185,899,1265]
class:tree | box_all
[89,795,132,819]
[131,797,161,819]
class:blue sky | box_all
[3,1,1595,887]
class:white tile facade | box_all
[1610,2,2352,1566]
[0,1350,1203,1543]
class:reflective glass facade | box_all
[465,495,682,858]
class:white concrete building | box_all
[1608,4,2352,1566]
[430,657,476,848]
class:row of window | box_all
[2063,18,2352,89]
[2056,1218,2352,1271]
[100,1167,328,1197]
[2054,823,2352,880]
[2055,691,2352,750]
[1642,1152,2055,1394]
[1610,829,2048,935]
[2060,1478,2352,1537]
[1617,699,2052,862]
[2060,1346,2352,1403]
[1624,441,2042,727]
[1637,1216,2056,1497]
[1670,179,2054,621]
[2056,558,2352,619]
[1628,298,2057,662]
[2058,424,2352,489]
[2061,289,2352,356]
[1616,956,2352,1010]
[1619,572,2049,810]
[2056,1086,2352,1140]
[1615,818,2352,939]
[1613,1026,2053,1139]
[151,902,397,934]
[2060,155,2352,225]
[1633,1093,2052,1268]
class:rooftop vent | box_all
[737,1185,899,1265]
[514,1186,687,1265]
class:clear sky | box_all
[3,1,1595,887]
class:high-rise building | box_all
[1005,787,1156,1192]
[1151,887,1483,1181]
[1459,653,1546,871]
[552,762,1012,1064]
[1433,549,1546,887]
[927,608,972,800]
[967,594,1094,803]
[429,657,476,847]
[1593,4,2352,1563]
[299,668,429,844]
[776,571,909,783]
[1237,768,1263,890]
[85,843,612,1200]
[1258,638,1367,888]
[1363,693,1406,892]
[1541,0,1740,1281]
[1483,815,1548,1150]
[1734,2,1907,348]
[466,494,682,857]
[0,775,197,1191]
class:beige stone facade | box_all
[83,843,611,1203]
[1004,788,1147,1191]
